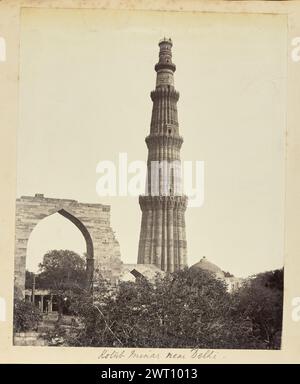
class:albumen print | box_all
[9,6,287,352]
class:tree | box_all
[223,271,234,278]
[67,268,260,348]
[56,266,283,349]
[232,269,284,349]
[144,268,258,349]
[14,298,42,333]
[25,270,34,289]
[25,270,43,290]
[37,250,87,320]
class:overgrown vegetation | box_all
[27,250,86,321]
[13,298,42,333]
[67,267,283,349]
[20,249,283,349]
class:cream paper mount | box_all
[0,0,299,364]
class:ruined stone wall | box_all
[15,194,121,293]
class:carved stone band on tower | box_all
[137,38,188,273]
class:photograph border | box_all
[0,0,299,364]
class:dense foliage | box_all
[30,250,86,320]
[13,298,42,333]
[66,267,283,349]
[20,249,284,349]
[232,269,283,349]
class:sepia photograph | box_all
[8,4,289,354]
[11,7,287,351]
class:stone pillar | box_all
[32,274,36,305]
[14,226,34,298]
[49,294,53,313]
[40,295,44,312]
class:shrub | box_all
[13,299,42,333]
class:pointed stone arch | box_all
[57,208,94,291]
[14,194,121,296]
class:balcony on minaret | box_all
[155,37,176,73]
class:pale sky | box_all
[19,9,287,277]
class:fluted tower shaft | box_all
[137,38,188,272]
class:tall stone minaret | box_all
[137,38,188,272]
